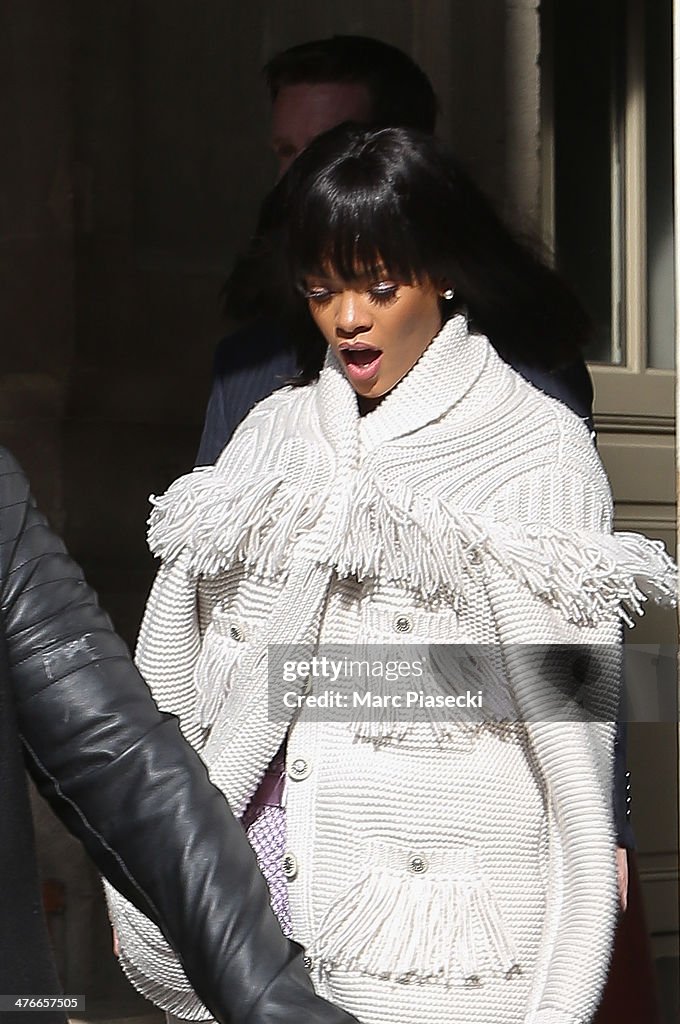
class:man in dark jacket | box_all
[0,448,357,1024]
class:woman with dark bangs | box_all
[106,127,675,1024]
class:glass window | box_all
[546,0,676,373]
[550,0,623,364]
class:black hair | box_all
[282,125,591,381]
[263,35,438,135]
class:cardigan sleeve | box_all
[483,458,626,1024]
[486,563,620,1024]
[104,551,218,1020]
[134,552,205,746]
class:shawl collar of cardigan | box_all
[148,315,676,627]
[315,311,488,454]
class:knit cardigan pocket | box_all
[315,840,520,987]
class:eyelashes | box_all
[300,287,334,305]
[301,283,400,307]
[367,284,399,306]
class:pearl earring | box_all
[441,288,455,300]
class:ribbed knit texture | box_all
[106,315,676,1024]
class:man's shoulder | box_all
[212,318,292,376]
[508,355,593,422]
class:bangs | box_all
[289,175,430,285]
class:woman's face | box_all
[303,269,443,401]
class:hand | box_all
[112,926,120,957]
[616,846,629,911]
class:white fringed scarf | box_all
[148,463,675,629]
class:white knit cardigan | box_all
[106,315,676,1024]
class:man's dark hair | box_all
[222,37,438,324]
[263,35,438,135]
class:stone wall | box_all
[0,0,74,526]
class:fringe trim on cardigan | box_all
[315,843,520,986]
[147,469,677,628]
[193,607,246,728]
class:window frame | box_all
[540,0,675,431]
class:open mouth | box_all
[338,343,383,382]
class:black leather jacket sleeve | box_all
[0,450,357,1024]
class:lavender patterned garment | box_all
[246,805,293,937]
